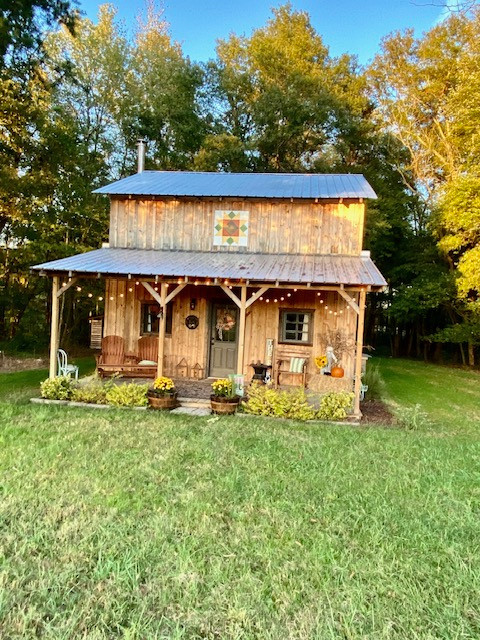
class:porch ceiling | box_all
[32,247,387,289]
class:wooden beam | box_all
[336,287,360,314]
[56,277,77,298]
[220,284,242,308]
[353,289,367,417]
[49,276,60,379]
[245,286,269,309]
[165,283,187,305]
[237,285,247,375]
[156,282,167,378]
[141,281,162,305]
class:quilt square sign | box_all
[213,210,249,247]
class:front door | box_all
[209,303,238,377]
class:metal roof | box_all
[33,248,386,288]
[93,171,377,200]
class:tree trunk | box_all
[468,341,475,367]
[460,343,466,366]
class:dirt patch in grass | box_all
[0,355,47,373]
[361,399,396,425]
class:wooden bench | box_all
[274,348,309,388]
[96,335,158,378]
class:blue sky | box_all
[79,0,444,65]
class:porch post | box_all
[156,282,167,378]
[353,288,367,416]
[49,276,60,379]
[236,285,247,375]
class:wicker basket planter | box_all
[147,391,178,410]
[210,395,240,415]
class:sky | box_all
[78,0,445,65]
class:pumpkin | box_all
[330,366,344,378]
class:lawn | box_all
[0,359,480,638]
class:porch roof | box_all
[33,248,386,289]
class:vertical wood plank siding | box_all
[104,280,357,390]
[109,197,365,256]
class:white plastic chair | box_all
[57,349,79,380]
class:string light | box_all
[135,281,139,286]
[128,287,133,292]
[62,282,67,287]
[76,286,82,292]
[287,293,291,297]
[280,297,284,301]
[98,297,103,301]
[274,298,278,303]
[320,299,324,304]
[87,293,93,298]
[266,298,270,303]
[119,293,124,298]
[259,296,263,301]
[109,296,114,301]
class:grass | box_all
[377,357,480,434]
[0,359,480,638]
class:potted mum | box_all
[210,378,240,415]
[147,376,178,410]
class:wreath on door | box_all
[216,310,236,340]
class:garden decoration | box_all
[210,378,240,414]
[317,346,339,376]
[147,376,178,410]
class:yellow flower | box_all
[211,378,233,397]
[315,355,328,369]
[153,376,175,392]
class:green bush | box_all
[317,391,354,421]
[71,382,108,404]
[243,384,316,421]
[396,404,430,430]
[363,363,383,400]
[105,383,149,407]
[40,376,75,400]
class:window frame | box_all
[140,302,173,336]
[278,308,314,346]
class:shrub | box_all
[396,404,430,430]
[105,383,149,407]
[363,363,383,400]
[243,383,316,421]
[317,391,354,421]
[40,376,75,400]
[211,378,233,398]
[152,376,176,394]
[71,381,108,404]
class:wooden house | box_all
[34,151,386,415]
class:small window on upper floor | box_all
[141,302,173,336]
[279,310,313,345]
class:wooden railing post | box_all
[236,285,247,374]
[353,289,367,416]
[49,276,60,379]
[156,282,167,378]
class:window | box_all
[141,302,173,335]
[279,310,313,344]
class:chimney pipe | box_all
[136,139,146,173]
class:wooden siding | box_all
[109,197,365,256]
[103,280,357,390]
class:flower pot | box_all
[147,391,178,410]
[330,366,344,378]
[210,395,240,415]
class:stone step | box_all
[177,396,211,409]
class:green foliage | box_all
[317,392,354,421]
[396,404,430,431]
[105,383,149,407]
[243,383,316,421]
[40,376,74,400]
[71,379,110,404]
[362,363,383,400]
